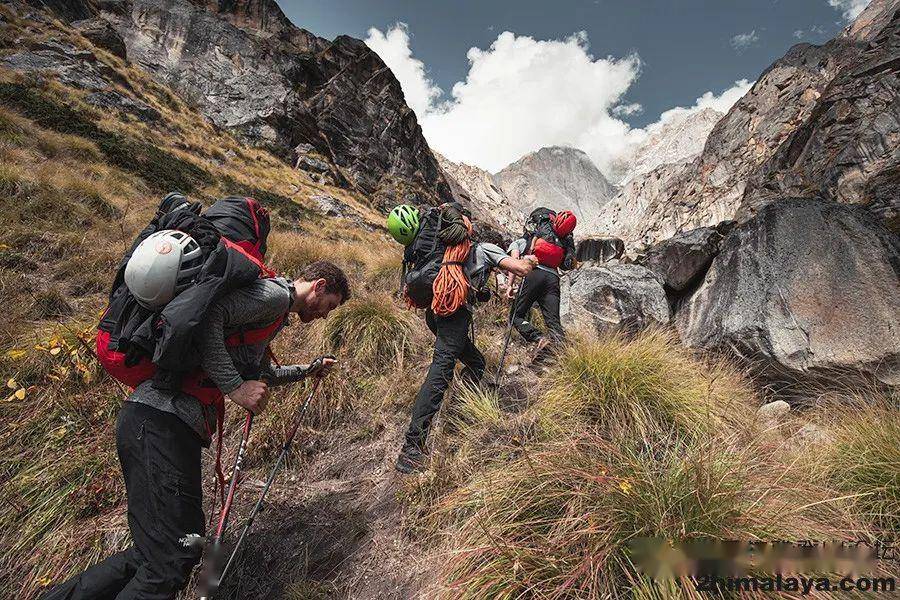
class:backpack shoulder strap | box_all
[222,237,276,278]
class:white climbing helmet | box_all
[124,230,203,309]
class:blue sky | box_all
[277,0,866,173]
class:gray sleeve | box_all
[478,242,511,269]
[507,238,526,255]
[199,279,292,394]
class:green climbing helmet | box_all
[387,204,420,245]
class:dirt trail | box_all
[214,412,432,599]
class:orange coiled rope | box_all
[431,216,472,316]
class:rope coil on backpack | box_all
[431,216,473,317]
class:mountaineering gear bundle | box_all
[124,230,204,309]
[523,207,577,270]
[97,195,279,403]
[402,202,473,315]
[387,204,421,246]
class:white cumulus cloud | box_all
[366,24,752,178]
[828,0,870,21]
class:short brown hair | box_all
[299,260,351,303]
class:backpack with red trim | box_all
[523,207,577,270]
[96,194,281,404]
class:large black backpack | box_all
[524,207,561,248]
[523,207,577,270]
[403,203,470,309]
[97,194,274,390]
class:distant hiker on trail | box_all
[387,203,538,474]
[43,194,350,600]
[506,208,577,360]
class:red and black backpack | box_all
[96,195,281,406]
[524,207,577,269]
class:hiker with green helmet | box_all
[387,202,537,474]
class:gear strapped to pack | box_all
[402,203,473,315]
[523,207,577,270]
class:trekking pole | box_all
[217,376,323,586]
[200,411,253,600]
[494,282,525,384]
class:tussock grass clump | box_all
[447,385,536,462]
[321,294,420,372]
[816,399,900,532]
[435,431,849,599]
[536,330,753,441]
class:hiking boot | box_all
[395,445,428,474]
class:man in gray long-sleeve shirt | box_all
[44,261,350,600]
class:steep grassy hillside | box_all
[0,5,399,596]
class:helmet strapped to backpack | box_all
[524,207,576,269]
[124,230,203,310]
[553,210,577,237]
[99,193,279,395]
[387,204,420,246]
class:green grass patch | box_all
[536,330,753,442]
[0,82,211,192]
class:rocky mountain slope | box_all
[599,0,899,247]
[440,106,722,241]
[622,106,723,184]
[26,0,450,210]
[435,152,524,233]
[494,146,618,231]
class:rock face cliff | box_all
[677,198,900,388]
[435,152,523,234]
[623,107,724,184]
[599,0,899,248]
[495,146,618,232]
[29,0,450,210]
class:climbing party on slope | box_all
[40,190,578,599]
[387,201,579,474]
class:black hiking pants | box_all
[404,307,485,450]
[42,402,204,600]
[512,268,564,343]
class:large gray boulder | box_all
[639,222,734,292]
[677,198,900,386]
[563,264,670,334]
